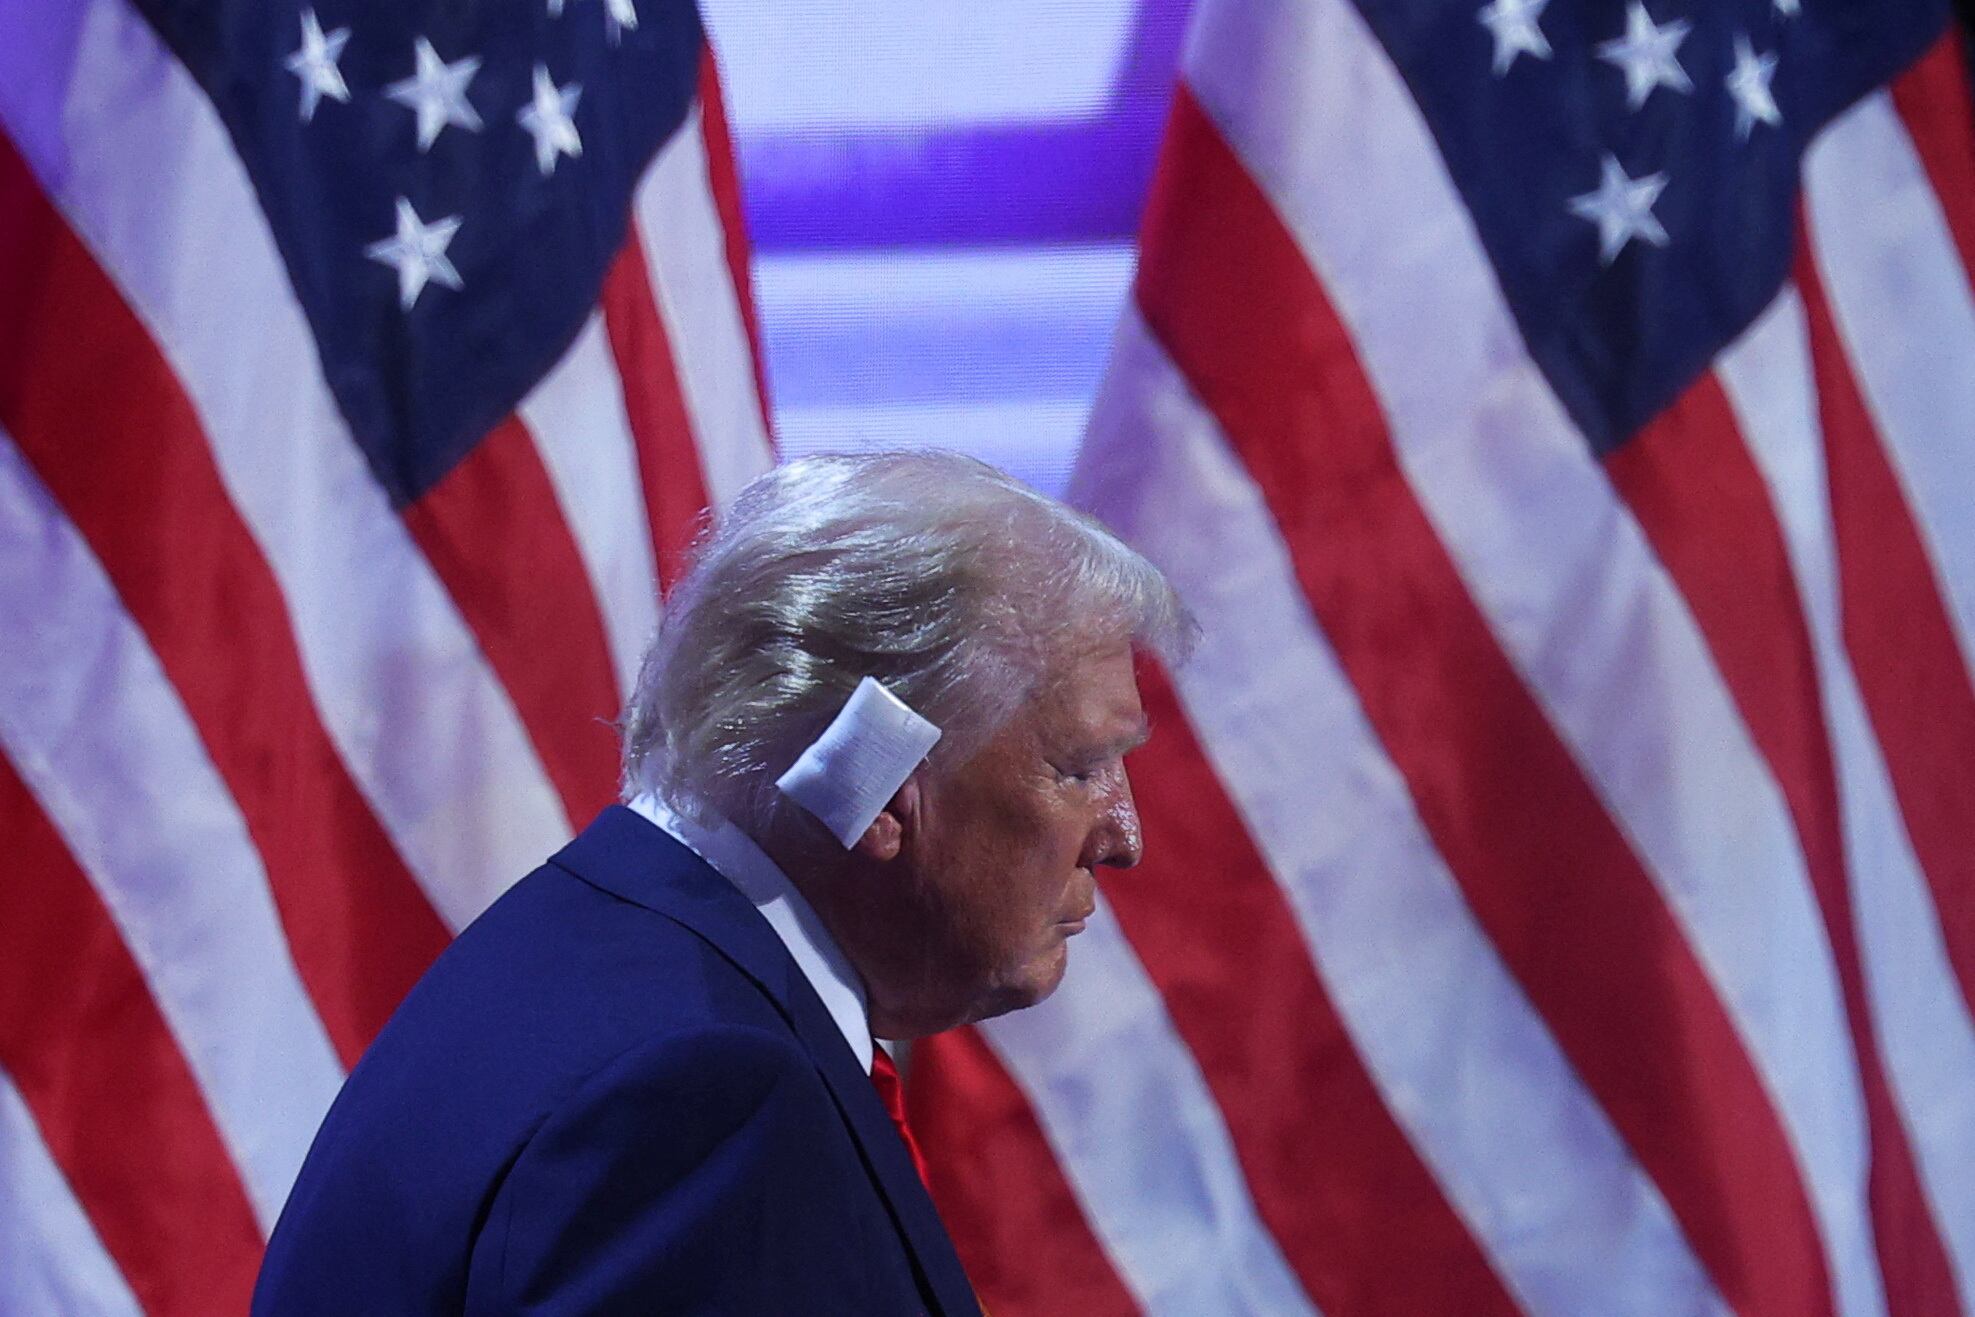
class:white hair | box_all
[622,450,1194,838]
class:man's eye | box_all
[1063,757,1121,786]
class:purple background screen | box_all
[703,0,1192,493]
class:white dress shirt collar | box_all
[627,793,874,1075]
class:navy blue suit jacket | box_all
[254,806,981,1315]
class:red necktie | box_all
[873,1045,992,1314]
[870,1045,933,1188]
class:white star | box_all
[365,197,464,309]
[283,9,350,123]
[1774,0,1801,17]
[385,37,483,152]
[1568,153,1670,264]
[547,0,634,40]
[518,65,584,176]
[1596,2,1693,110]
[1478,0,1551,75]
[1726,34,1781,140]
[603,0,639,43]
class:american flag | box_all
[0,0,769,1309]
[911,0,1975,1314]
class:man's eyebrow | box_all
[1109,719,1153,757]
[1059,718,1152,768]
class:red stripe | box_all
[909,1028,1138,1317]
[1607,373,1963,1317]
[1890,32,1975,301]
[1797,240,1975,1037]
[0,754,262,1316]
[696,45,774,436]
[1107,662,1518,1315]
[401,415,622,826]
[1136,86,1834,1317]
[0,132,447,1067]
[600,234,713,593]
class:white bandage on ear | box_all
[776,677,942,847]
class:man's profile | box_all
[253,450,1193,1314]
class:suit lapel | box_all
[551,808,980,1316]
[780,971,982,1316]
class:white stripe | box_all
[632,105,776,509]
[1805,93,1975,686]
[0,431,345,1233]
[519,313,663,703]
[0,0,572,930]
[0,1069,142,1317]
[1076,308,1726,1317]
[1181,2,1884,1311]
[1720,287,1975,1303]
[979,903,1317,1317]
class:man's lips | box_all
[1057,874,1097,933]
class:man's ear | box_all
[852,775,920,863]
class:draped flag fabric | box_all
[0,0,770,1309]
[911,1,1975,1314]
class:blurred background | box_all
[702,0,1191,493]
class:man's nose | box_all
[1090,771,1143,871]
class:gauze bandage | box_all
[776,677,942,847]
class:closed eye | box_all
[1058,756,1125,788]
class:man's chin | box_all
[971,949,1070,1025]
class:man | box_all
[254,451,1194,1314]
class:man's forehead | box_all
[1039,645,1146,743]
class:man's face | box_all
[894,642,1149,1032]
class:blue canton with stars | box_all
[127,0,704,505]
[1349,0,1950,454]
